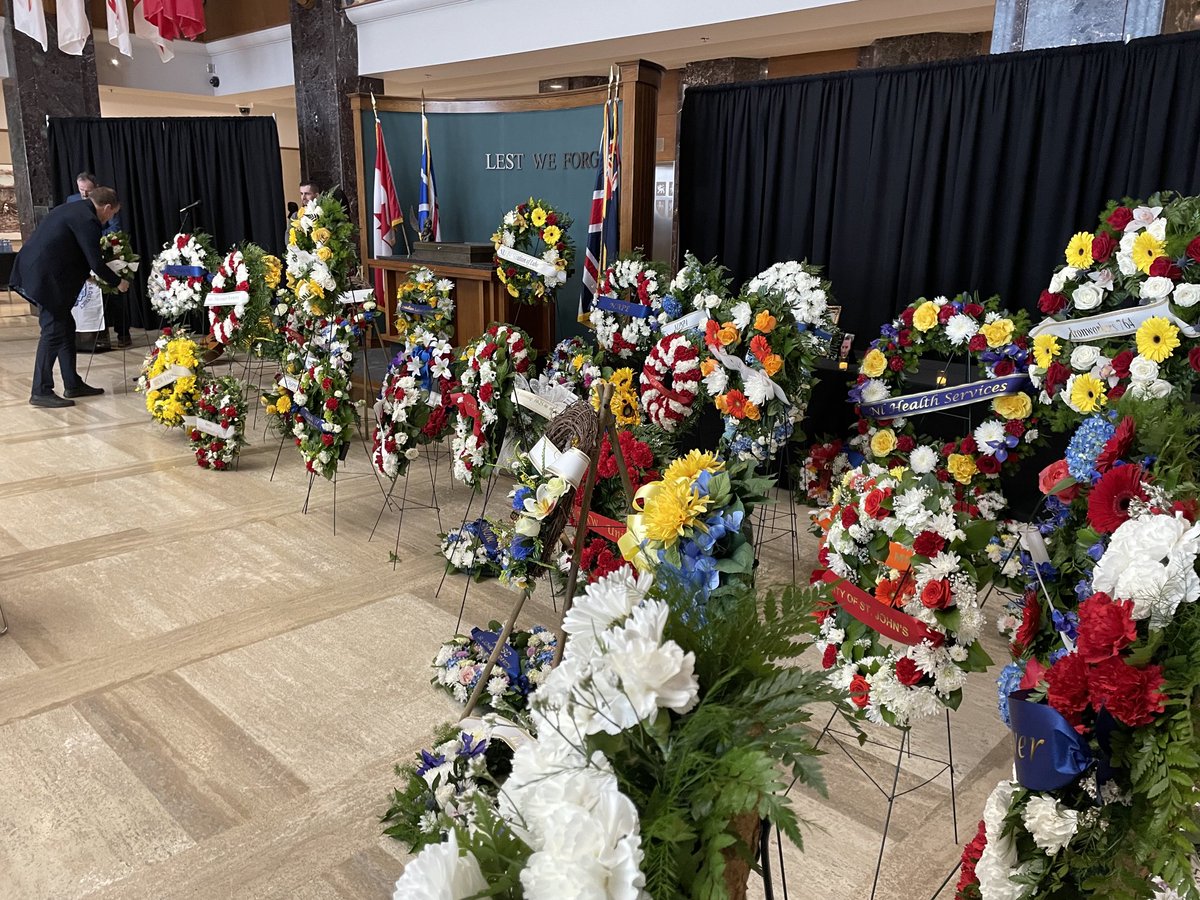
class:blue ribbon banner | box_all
[595,295,652,318]
[858,373,1031,420]
[1008,690,1092,790]
[295,405,329,432]
[399,302,437,316]
[796,322,835,342]
[470,628,522,683]
[162,265,209,279]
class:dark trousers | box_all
[103,291,130,338]
[33,304,79,397]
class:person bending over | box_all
[12,186,130,408]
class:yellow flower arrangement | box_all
[1135,316,1180,363]
[1131,231,1164,274]
[1033,333,1060,369]
[591,367,642,428]
[140,332,201,428]
[1069,373,1106,413]
[947,453,978,485]
[992,392,1032,420]
[869,427,898,457]
[1064,231,1094,268]
[860,348,887,378]
[912,301,939,332]
[979,318,1015,348]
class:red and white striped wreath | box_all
[640,332,702,432]
[208,249,251,345]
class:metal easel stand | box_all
[369,449,443,563]
[0,597,9,636]
[761,706,960,900]
[751,442,801,585]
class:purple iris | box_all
[415,749,446,776]
[457,733,488,759]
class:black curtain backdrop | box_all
[678,31,1200,342]
[48,116,286,328]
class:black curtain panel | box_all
[48,116,286,329]
[678,31,1200,341]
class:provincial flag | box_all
[107,0,133,57]
[372,119,404,301]
[419,111,441,241]
[133,0,174,61]
[12,0,48,51]
[57,0,90,55]
[579,94,620,319]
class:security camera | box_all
[237,106,251,116]
[209,74,220,88]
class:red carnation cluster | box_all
[956,820,987,899]
[579,536,632,584]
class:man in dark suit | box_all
[67,171,131,348]
[12,186,130,408]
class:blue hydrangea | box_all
[1065,414,1115,482]
[661,295,682,320]
[996,662,1024,726]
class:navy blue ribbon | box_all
[399,302,437,316]
[162,265,209,279]
[596,295,651,318]
[295,405,328,432]
[795,322,835,341]
[1008,690,1092,790]
[413,345,435,393]
[858,373,1031,419]
[470,628,522,684]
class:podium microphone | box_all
[179,200,201,213]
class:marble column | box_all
[858,33,986,68]
[2,0,101,238]
[681,57,766,88]
[992,0,1200,52]
[288,0,381,225]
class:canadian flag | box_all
[132,0,174,62]
[57,0,91,55]
[106,0,133,58]
[12,0,47,51]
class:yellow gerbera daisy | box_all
[542,225,562,245]
[663,450,725,482]
[1069,373,1106,413]
[1135,316,1180,363]
[1131,231,1165,274]
[640,477,711,543]
[1064,232,1094,269]
[530,207,547,227]
[1032,333,1060,369]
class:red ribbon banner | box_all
[450,392,484,440]
[819,569,942,647]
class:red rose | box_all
[919,578,953,610]
[1090,231,1117,263]
[1038,458,1079,501]
[1189,346,1200,373]
[840,505,859,528]
[960,436,977,454]
[479,383,495,403]
[913,530,946,558]
[964,303,984,319]
[1076,592,1136,664]
[1188,236,1200,264]
[545,212,558,226]
[862,487,891,519]
[320,433,334,447]
[1149,256,1182,280]
[324,398,338,410]
[968,334,987,352]
[896,435,915,453]
[898,329,913,347]
[1088,657,1167,727]
[849,674,871,708]
[935,469,950,483]
[1046,652,1090,727]
[993,358,1015,376]
[976,454,1001,475]
[1172,498,1200,522]
[888,356,905,372]
[821,644,838,670]
[1012,589,1041,656]
[899,307,914,326]
[938,304,957,324]
[1087,464,1147,533]
[1095,415,1134,473]
[1043,361,1070,397]
[856,419,870,435]
[895,656,924,686]
[1038,290,1068,316]
[1107,206,1134,231]
[1108,383,1126,400]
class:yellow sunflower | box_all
[1069,373,1106,413]
[639,477,711,543]
[1135,316,1180,363]
[1064,232,1094,269]
[1131,231,1165,274]
[663,450,725,482]
[1032,333,1060,369]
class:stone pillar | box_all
[680,57,766,88]
[288,0,381,224]
[858,33,986,68]
[2,0,101,238]
[992,0,1200,52]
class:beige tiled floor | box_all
[0,320,1013,899]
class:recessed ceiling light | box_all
[110,57,119,66]
[547,80,566,90]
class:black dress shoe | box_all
[64,383,104,398]
[30,393,75,408]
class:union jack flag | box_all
[578,88,620,319]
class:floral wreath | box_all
[96,231,139,294]
[290,317,363,479]
[532,336,601,400]
[814,463,995,728]
[432,623,557,712]
[491,198,574,306]
[136,327,202,428]
[207,249,251,345]
[450,323,533,487]
[189,376,247,471]
[699,264,832,465]
[372,328,457,481]
[395,266,455,340]
[440,518,502,578]
[208,244,280,348]
[640,332,703,432]
[149,232,216,321]
[850,293,1043,493]
[588,253,670,360]
[286,195,356,316]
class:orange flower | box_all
[716,322,738,347]
[875,577,915,609]
[754,310,777,333]
[743,399,761,420]
[762,354,783,377]
[749,334,771,362]
[700,358,718,376]
[716,389,749,419]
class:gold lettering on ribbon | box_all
[1014,734,1046,760]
